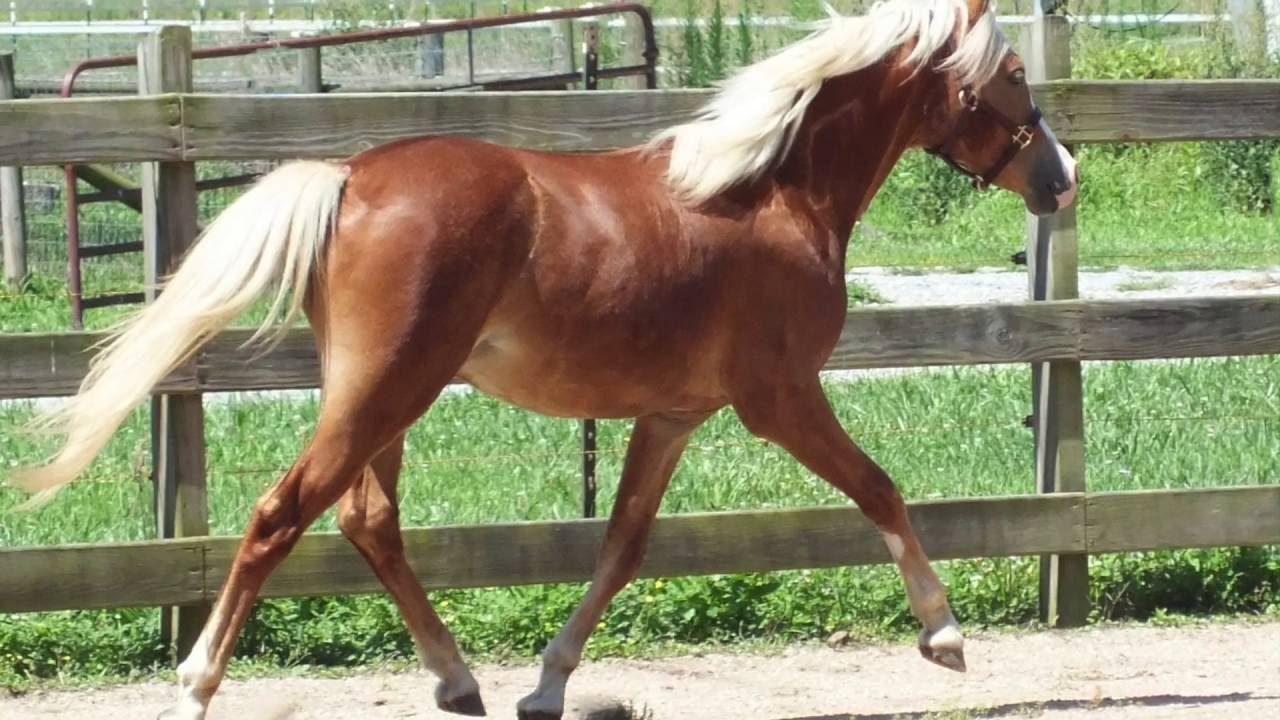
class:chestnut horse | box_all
[13,1,1077,717]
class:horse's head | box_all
[919,0,1078,215]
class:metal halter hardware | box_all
[926,86,1043,191]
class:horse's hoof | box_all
[918,623,966,672]
[920,643,967,672]
[437,690,487,717]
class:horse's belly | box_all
[458,359,591,418]
[457,330,723,419]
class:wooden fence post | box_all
[552,18,576,79]
[418,33,446,78]
[297,45,323,93]
[0,53,26,291]
[1024,4,1088,628]
[417,0,445,78]
[619,13,647,90]
[139,25,210,661]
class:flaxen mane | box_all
[653,0,1009,201]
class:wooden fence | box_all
[2,13,1280,658]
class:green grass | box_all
[2,357,1277,688]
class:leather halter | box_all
[925,86,1042,191]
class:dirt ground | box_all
[5,621,1278,719]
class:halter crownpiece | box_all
[926,86,1043,191]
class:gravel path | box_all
[850,267,1280,306]
[6,621,1278,719]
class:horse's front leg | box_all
[517,413,708,720]
[734,380,965,672]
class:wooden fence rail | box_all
[3,486,1277,614]
[4,79,1280,167]
[4,295,1280,400]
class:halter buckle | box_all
[1013,125,1034,149]
[959,88,979,112]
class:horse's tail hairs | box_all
[8,161,349,509]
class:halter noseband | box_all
[925,86,1042,191]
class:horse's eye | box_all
[1010,68,1026,86]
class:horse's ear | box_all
[966,0,991,22]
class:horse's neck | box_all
[775,64,932,252]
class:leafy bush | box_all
[874,151,979,226]
[1200,140,1280,214]
[1072,29,1280,215]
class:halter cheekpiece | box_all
[925,86,1042,191]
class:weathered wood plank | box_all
[1,54,27,292]
[297,46,324,94]
[174,81,1280,157]
[1024,12,1088,629]
[1087,486,1280,552]
[829,295,1280,369]
[1,81,1277,167]
[196,331,322,392]
[619,14,648,91]
[1040,80,1280,143]
[0,95,181,166]
[0,539,205,613]
[198,494,1089,601]
[17,494,1076,614]
[6,487,1277,613]
[0,79,1273,167]
[5,296,1280,400]
[139,26,208,658]
[828,301,1082,369]
[75,164,142,211]
[180,90,710,159]
[1078,296,1280,361]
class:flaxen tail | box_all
[10,161,349,507]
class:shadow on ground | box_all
[778,692,1272,719]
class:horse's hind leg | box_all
[164,300,496,719]
[735,381,965,672]
[338,435,484,716]
[163,398,411,720]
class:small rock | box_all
[827,630,852,648]
[568,694,643,720]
